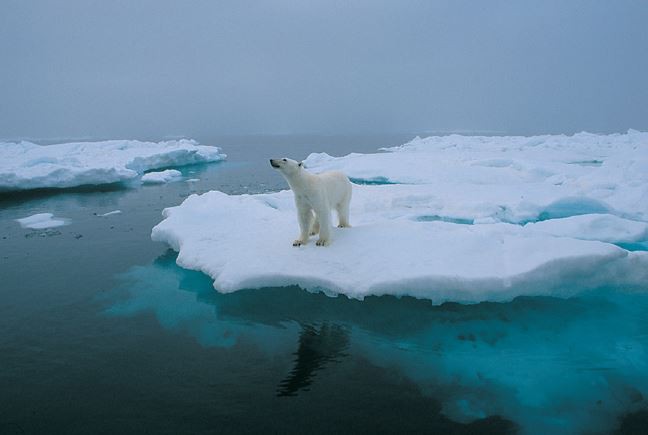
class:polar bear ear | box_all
[298,161,304,168]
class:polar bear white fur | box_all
[270,158,352,246]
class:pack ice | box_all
[152,131,648,303]
[0,139,226,191]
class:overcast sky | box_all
[1,0,647,140]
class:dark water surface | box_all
[1,135,647,434]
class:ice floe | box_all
[152,190,648,303]
[16,213,70,229]
[0,139,226,191]
[152,131,648,302]
[141,169,182,184]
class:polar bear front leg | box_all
[315,207,331,246]
[293,206,313,246]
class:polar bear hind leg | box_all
[315,206,332,246]
[309,212,320,236]
[336,195,351,228]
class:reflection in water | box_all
[0,181,129,205]
[106,251,648,434]
[277,323,349,397]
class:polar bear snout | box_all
[269,159,281,168]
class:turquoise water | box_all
[1,135,647,434]
[107,251,648,434]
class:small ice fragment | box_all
[99,210,122,217]
[16,213,69,229]
[141,169,182,184]
[185,178,200,182]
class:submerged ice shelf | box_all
[110,255,648,434]
[0,139,226,191]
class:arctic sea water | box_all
[1,134,647,434]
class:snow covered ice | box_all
[16,213,69,229]
[304,130,648,221]
[0,139,226,191]
[152,131,648,303]
[141,169,182,184]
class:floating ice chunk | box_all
[151,187,648,303]
[16,213,69,229]
[141,169,182,184]
[0,139,226,191]
[98,210,122,217]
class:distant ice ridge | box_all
[152,131,648,302]
[0,139,226,191]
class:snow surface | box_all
[141,169,182,184]
[152,130,648,303]
[0,139,226,191]
[304,130,648,221]
[16,213,69,229]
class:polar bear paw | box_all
[293,239,306,247]
[316,239,329,246]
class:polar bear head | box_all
[270,158,303,177]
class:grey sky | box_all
[1,0,647,139]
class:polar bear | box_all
[270,158,352,246]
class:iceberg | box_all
[0,139,226,191]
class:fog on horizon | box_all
[1,0,647,141]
